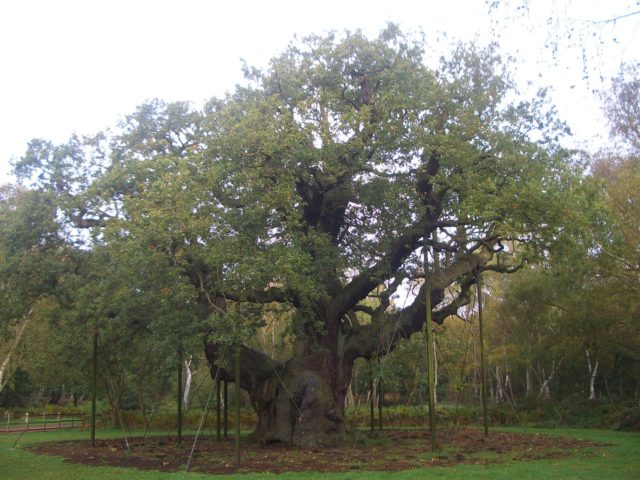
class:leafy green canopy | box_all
[13,26,589,353]
[0,186,71,325]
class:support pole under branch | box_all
[234,350,241,468]
[91,331,98,447]
[424,230,437,451]
[216,379,221,441]
[476,270,489,438]
[177,343,183,443]
[369,376,375,434]
[224,380,229,439]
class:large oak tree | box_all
[15,26,586,446]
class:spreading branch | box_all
[204,341,284,393]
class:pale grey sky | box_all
[1,0,638,183]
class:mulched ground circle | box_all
[27,428,605,474]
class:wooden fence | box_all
[2,411,86,434]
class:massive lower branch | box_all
[204,341,284,393]
[342,248,493,362]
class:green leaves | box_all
[6,26,603,384]
[0,186,71,321]
[602,64,640,154]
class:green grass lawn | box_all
[1,427,638,479]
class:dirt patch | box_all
[27,428,604,474]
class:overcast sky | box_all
[1,0,638,184]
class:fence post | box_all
[43,412,47,431]
[6,412,10,433]
[25,412,30,432]
[58,412,61,430]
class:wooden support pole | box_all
[378,378,383,431]
[424,229,437,451]
[91,331,98,447]
[216,379,221,441]
[476,271,489,438]
[234,350,241,468]
[223,380,229,439]
[177,343,183,443]
[369,377,375,434]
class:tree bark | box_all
[202,218,500,446]
[104,377,123,428]
[247,355,353,447]
[203,264,485,447]
[0,307,34,393]
[586,349,599,401]
[137,388,149,429]
[183,356,193,410]
[432,333,438,405]
[538,359,561,400]
[206,324,355,447]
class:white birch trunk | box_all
[497,367,503,402]
[0,306,35,393]
[182,356,193,410]
[344,380,356,408]
[506,371,514,401]
[538,359,561,400]
[432,334,438,404]
[586,349,599,400]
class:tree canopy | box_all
[9,25,596,445]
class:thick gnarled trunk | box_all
[250,363,352,447]
[202,244,492,447]
[205,331,356,447]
